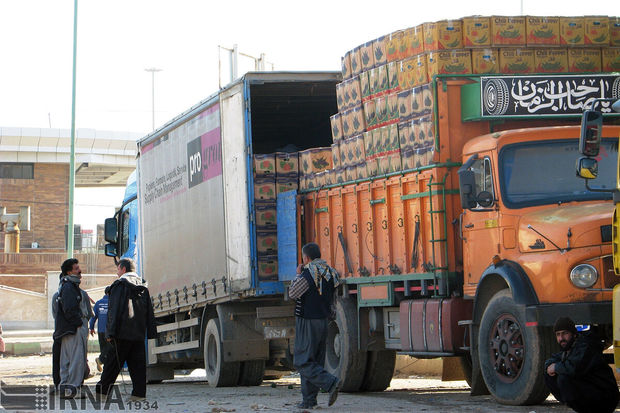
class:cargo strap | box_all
[412,215,420,269]
[338,231,354,275]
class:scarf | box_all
[306,258,340,294]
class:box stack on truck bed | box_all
[105,14,620,406]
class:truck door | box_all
[461,155,500,292]
[277,190,298,282]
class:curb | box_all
[3,339,100,356]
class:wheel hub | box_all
[333,333,341,358]
[488,314,524,383]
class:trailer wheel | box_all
[237,360,265,386]
[204,318,240,387]
[478,290,552,405]
[360,350,396,391]
[324,297,367,392]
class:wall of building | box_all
[0,163,69,250]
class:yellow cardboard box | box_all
[471,48,499,74]
[387,30,404,62]
[463,16,491,47]
[568,48,602,72]
[499,48,535,73]
[560,17,584,46]
[534,48,568,73]
[610,17,620,47]
[584,16,610,46]
[424,20,463,51]
[526,16,560,46]
[403,25,425,58]
[426,50,472,79]
[602,48,620,71]
[492,16,526,46]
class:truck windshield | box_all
[499,138,618,208]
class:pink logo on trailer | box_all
[187,104,222,188]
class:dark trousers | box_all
[52,338,61,387]
[544,372,619,413]
[293,317,338,405]
[97,332,113,365]
[96,339,147,398]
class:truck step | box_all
[152,340,199,354]
[156,318,199,333]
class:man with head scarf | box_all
[544,316,619,413]
[288,242,340,409]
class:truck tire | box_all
[204,318,240,387]
[478,290,553,405]
[238,360,265,386]
[360,350,396,391]
[324,297,367,392]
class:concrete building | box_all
[0,126,140,251]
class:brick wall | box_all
[0,163,69,249]
[0,252,118,275]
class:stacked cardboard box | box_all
[253,152,300,280]
[298,15,620,192]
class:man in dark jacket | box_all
[544,317,619,413]
[53,258,92,398]
[288,243,340,409]
[96,258,156,401]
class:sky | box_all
[1,0,619,230]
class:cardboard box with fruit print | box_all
[526,16,560,46]
[568,48,602,72]
[492,16,526,46]
[534,48,568,73]
[257,255,278,281]
[463,16,491,47]
[254,154,275,176]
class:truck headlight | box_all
[569,264,598,288]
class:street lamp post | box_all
[145,67,162,130]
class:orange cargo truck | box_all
[293,73,620,405]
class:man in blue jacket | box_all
[289,243,340,409]
[89,294,110,372]
[544,317,619,413]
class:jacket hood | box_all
[518,203,613,253]
[120,272,147,288]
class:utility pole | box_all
[145,67,162,130]
[67,0,78,258]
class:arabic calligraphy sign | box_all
[480,74,620,117]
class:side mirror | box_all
[104,217,118,243]
[458,155,479,209]
[579,110,603,157]
[576,156,599,180]
[104,243,117,257]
